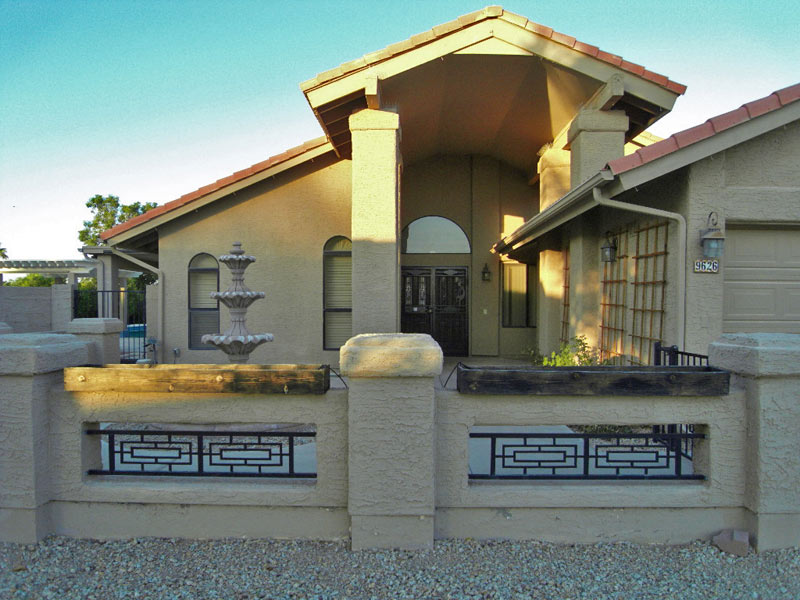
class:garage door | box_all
[723,227,800,333]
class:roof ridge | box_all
[607,82,800,175]
[299,6,685,95]
[101,136,330,241]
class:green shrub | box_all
[533,335,602,367]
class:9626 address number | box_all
[694,259,719,273]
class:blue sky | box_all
[1,0,798,260]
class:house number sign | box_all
[694,258,719,273]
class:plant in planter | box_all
[532,335,602,367]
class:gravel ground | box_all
[1,537,798,600]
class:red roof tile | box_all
[607,82,800,175]
[300,7,686,96]
[101,137,330,241]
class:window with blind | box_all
[323,236,352,350]
[188,253,219,349]
[502,261,537,327]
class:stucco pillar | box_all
[567,219,601,349]
[537,249,566,355]
[95,254,120,318]
[341,333,443,550]
[349,109,401,335]
[50,283,73,332]
[65,318,124,364]
[709,333,800,551]
[568,110,628,187]
[538,146,571,211]
[0,334,91,542]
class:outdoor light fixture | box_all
[481,263,492,282]
[700,212,726,259]
[601,232,617,263]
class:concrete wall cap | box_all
[65,318,125,334]
[349,109,400,131]
[340,333,443,378]
[568,109,629,142]
[0,333,91,375]
[709,333,800,377]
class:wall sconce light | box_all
[700,211,725,258]
[601,232,617,263]
[481,263,492,282]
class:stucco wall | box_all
[401,155,538,357]
[614,121,800,355]
[559,120,800,359]
[158,153,351,365]
[0,286,53,333]
[41,387,349,539]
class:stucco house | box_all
[95,6,800,365]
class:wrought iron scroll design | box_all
[86,429,316,478]
[470,431,704,480]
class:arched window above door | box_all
[401,216,470,254]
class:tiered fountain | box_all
[201,242,273,363]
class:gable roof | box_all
[607,82,800,176]
[101,137,332,243]
[301,6,686,162]
[301,6,685,96]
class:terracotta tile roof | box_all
[300,6,686,95]
[101,137,330,241]
[607,82,800,175]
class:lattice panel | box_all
[599,229,629,364]
[560,247,571,345]
[629,222,669,365]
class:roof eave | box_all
[492,170,612,256]
[102,141,335,246]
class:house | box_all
[96,6,799,365]
[495,82,800,363]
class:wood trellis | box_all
[599,221,669,365]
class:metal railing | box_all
[653,341,709,366]
[469,430,704,480]
[86,428,317,478]
[74,289,147,362]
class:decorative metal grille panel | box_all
[87,429,316,478]
[470,431,703,480]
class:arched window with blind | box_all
[323,236,352,350]
[188,253,219,349]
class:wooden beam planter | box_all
[457,364,729,396]
[64,364,330,395]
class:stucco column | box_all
[50,283,73,332]
[709,333,800,551]
[568,109,628,187]
[341,333,443,550]
[0,334,91,542]
[65,318,124,364]
[95,254,120,318]
[538,146,571,211]
[349,109,401,335]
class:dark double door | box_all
[401,267,468,356]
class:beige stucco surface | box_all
[547,118,800,359]
[0,286,53,333]
[350,109,401,336]
[157,153,351,365]
[401,154,538,357]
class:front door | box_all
[401,267,468,356]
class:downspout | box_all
[591,186,687,350]
[108,247,165,361]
